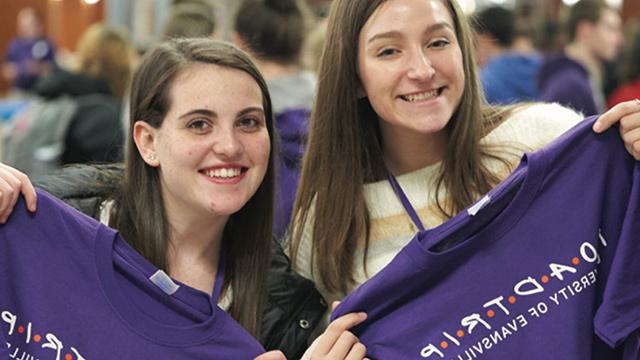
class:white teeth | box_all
[204,168,242,178]
[402,89,438,102]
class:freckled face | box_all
[152,63,270,220]
[357,0,464,145]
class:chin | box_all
[206,202,246,216]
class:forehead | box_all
[362,0,454,36]
[167,63,263,111]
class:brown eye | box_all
[377,48,398,58]
[187,119,211,133]
[238,117,262,131]
[429,39,450,48]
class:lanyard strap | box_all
[212,241,226,302]
[386,169,426,232]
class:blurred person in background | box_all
[2,7,56,93]
[302,19,327,74]
[234,0,317,240]
[34,23,135,165]
[163,1,218,40]
[538,0,623,116]
[473,6,541,105]
[607,19,640,109]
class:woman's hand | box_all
[308,301,368,360]
[254,350,287,360]
[0,163,36,223]
[593,99,640,160]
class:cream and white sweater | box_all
[292,103,584,305]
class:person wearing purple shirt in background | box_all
[0,38,367,359]
[2,7,55,92]
[538,0,623,116]
[233,0,317,240]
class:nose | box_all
[407,48,435,81]
[212,127,243,158]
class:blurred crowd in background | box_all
[0,0,638,181]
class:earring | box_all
[148,153,157,161]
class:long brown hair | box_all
[75,23,136,99]
[112,38,275,337]
[290,0,514,295]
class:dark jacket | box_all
[537,52,598,116]
[34,164,326,359]
[35,67,124,164]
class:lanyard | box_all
[386,169,426,232]
[212,241,226,302]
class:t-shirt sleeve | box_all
[594,160,640,348]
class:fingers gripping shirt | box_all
[332,117,640,359]
[0,190,265,359]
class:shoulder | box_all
[34,164,122,218]
[485,103,584,152]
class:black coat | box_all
[34,164,325,359]
[35,67,124,164]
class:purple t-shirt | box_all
[332,117,640,359]
[5,37,55,90]
[0,190,265,359]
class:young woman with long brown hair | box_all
[288,0,640,311]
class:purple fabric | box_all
[0,190,265,359]
[5,37,55,90]
[273,108,309,239]
[537,52,599,116]
[332,117,640,359]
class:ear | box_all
[133,120,160,167]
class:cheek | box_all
[247,133,271,166]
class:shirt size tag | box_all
[149,270,180,295]
[467,195,491,216]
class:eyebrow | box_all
[179,109,217,119]
[178,106,264,119]
[237,106,265,117]
[367,22,455,44]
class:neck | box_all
[382,127,448,176]
[511,38,537,55]
[255,58,300,81]
[164,205,228,295]
[565,42,601,77]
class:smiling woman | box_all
[288,0,640,315]
[0,38,277,359]
[357,0,465,172]
[134,62,270,239]
[0,37,370,360]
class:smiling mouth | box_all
[201,167,247,179]
[400,88,443,102]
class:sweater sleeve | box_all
[484,102,584,153]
